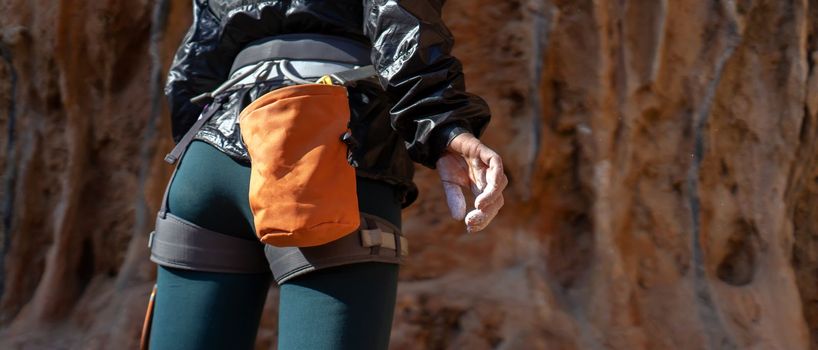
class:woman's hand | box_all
[436,133,508,232]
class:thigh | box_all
[149,266,271,350]
[277,262,399,350]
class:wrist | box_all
[427,123,472,168]
[443,125,471,148]
[447,132,478,153]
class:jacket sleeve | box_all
[363,0,491,168]
[165,0,230,143]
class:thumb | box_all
[442,181,467,220]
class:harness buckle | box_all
[358,217,408,256]
[148,231,155,248]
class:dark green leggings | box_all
[148,141,400,350]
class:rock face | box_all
[1,0,817,349]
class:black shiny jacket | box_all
[166,0,491,206]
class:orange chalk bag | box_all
[238,81,360,247]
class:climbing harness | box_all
[149,33,408,277]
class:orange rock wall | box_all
[1,0,817,349]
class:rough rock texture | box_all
[1,0,817,349]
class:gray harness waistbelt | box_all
[230,33,372,74]
[150,33,407,283]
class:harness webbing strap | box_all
[149,213,270,274]
[360,230,408,254]
[164,102,222,164]
[328,65,379,86]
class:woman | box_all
[144,1,507,349]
